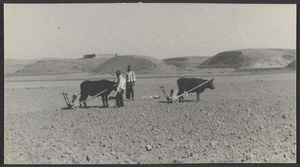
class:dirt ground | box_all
[4,72,296,164]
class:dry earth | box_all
[4,72,296,164]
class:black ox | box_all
[177,77,215,102]
[79,80,116,108]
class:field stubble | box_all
[4,73,296,164]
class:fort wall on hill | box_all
[83,54,117,59]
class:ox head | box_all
[208,78,215,89]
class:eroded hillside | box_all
[199,49,295,70]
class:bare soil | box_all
[4,72,296,164]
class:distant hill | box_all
[7,57,111,76]
[92,55,176,74]
[163,56,209,70]
[4,59,39,75]
[285,60,296,70]
[199,49,295,70]
[5,49,296,77]
[6,55,177,76]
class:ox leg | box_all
[179,96,184,102]
[79,95,88,108]
[79,102,87,108]
[105,95,109,107]
[101,95,108,108]
[104,95,108,107]
[177,90,184,102]
[196,93,200,102]
[101,95,106,107]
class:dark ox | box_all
[177,77,215,102]
[79,80,116,108]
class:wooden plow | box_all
[61,92,73,109]
[159,86,172,103]
[159,79,212,103]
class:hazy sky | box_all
[4,3,296,60]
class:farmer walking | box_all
[115,70,126,107]
[126,65,136,100]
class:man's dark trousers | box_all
[126,82,134,100]
[116,89,124,107]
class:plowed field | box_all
[4,72,296,164]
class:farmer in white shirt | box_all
[115,70,126,107]
[125,65,136,100]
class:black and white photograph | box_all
[4,3,296,164]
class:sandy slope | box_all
[6,58,112,76]
[163,56,209,69]
[92,55,176,74]
[4,72,296,164]
[4,59,39,75]
[199,49,295,70]
[285,60,296,70]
